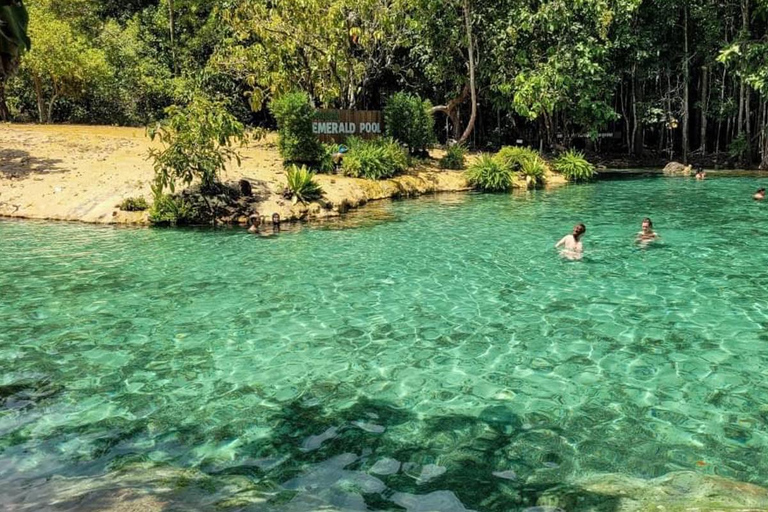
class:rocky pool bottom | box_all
[3,175,768,511]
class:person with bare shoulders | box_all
[754,188,766,201]
[556,223,586,260]
[695,167,706,180]
[636,218,659,244]
[248,213,262,234]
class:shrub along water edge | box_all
[342,137,409,180]
[466,154,514,192]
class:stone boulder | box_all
[663,161,693,176]
[537,471,768,512]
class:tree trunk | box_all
[33,75,45,123]
[699,66,709,154]
[682,6,690,163]
[0,79,9,122]
[47,93,58,125]
[430,84,469,141]
[169,0,177,76]
[458,0,477,144]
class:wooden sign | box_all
[313,109,383,143]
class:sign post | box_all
[313,110,383,143]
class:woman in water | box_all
[555,223,586,260]
[636,218,659,244]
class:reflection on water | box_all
[3,176,768,510]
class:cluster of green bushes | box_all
[383,92,435,155]
[271,91,435,181]
[118,197,149,212]
[467,147,595,192]
[439,144,466,170]
[553,150,597,182]
[342,137,409,180]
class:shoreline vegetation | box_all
[0,123,569,227]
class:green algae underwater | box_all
[3,175,768,511]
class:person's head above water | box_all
[758,188,766,194]
[641,217,653,232]
[572,223,586,240]
[272,213,280,225]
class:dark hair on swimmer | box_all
[758,188,766,193]
[642,217,653,228]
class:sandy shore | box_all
[0,124,471,225]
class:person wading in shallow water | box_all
[271,213,281,233]
[754,188,766,201]
[555,223,586,260]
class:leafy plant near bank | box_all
[384,92,435,155]
[439,144,466,170]
[553,150,596,182]
[494,146,549,188]
[318,143,339,174]
[343,137,409,180]
[119,196,149,212]
[519,157,547,188]
[286,165,324,203]
[271,91,323,165]
[148,182,192,226]
[466,154,514,192]
[148,95,246,194]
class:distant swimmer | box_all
[248,213,262,234]
[695,167,706,180]
[636,217,659,244]
[556,223,586,260]
[754,188,766,201]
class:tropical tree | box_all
[21,3,109,123]
[0,0,30,120]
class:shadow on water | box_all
[0,149,66,179]
[2,393,625,512]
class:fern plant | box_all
[466,154,514,192]
[520,158,548,188]
[553,150,596,182]
[286,165,324,203]
[439,144,466,170]
[343,137,408,180]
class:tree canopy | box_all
[3,0,768,168]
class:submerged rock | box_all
[537,471,768,512]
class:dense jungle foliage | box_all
[1,0,767,167]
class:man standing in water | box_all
[556,223,586,260]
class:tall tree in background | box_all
[0,0,30,120]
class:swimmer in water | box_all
[636,217,659,244]
[555,223,586,260]
[248,213,262,234]
[754,188,766,201]
[695,167,706,180]
[271,213,281,233]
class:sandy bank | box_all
[0,124,470,225]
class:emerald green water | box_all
[3,175,768,510]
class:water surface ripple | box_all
[3,176,768,510]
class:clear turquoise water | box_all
[3,175,768,510]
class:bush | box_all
[520,158,547,188]
[466,154,514,192]
[119,197,149,211]
[343,137,409,180]
[149,183,192,226]
[495,146,541,172]
[495,146,549,189]
[286,165,324,203]
[439,144,466,170]
[553,149,596,182]
[318,143,339,174]
[384,92,435,155]
[270,92,323,165]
